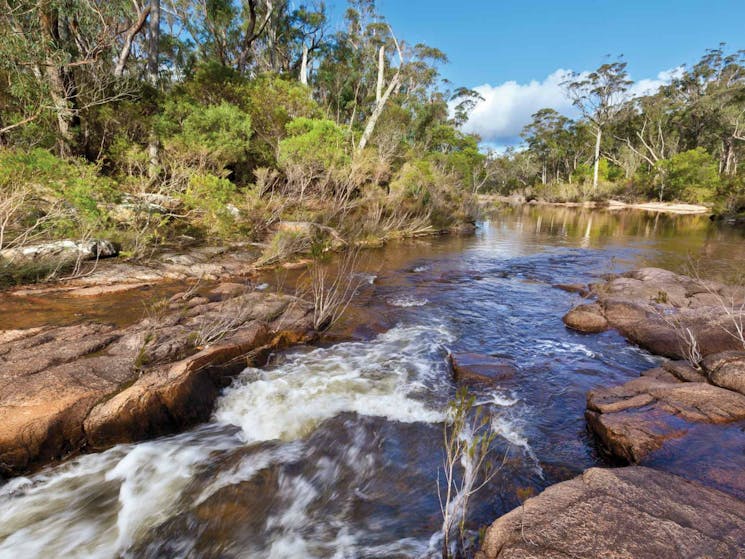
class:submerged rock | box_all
[476,466,745,559]
[586,358,745,463]
[448,353,516,386]
[0,287,314,477]
[553,283,590,297]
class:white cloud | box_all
[460,69,574,145]
[460,67,683,147]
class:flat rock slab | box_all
[586,356,745,464]
[449,353,516,387]
[477,466,745,559]
[562,267,745,359]
[0,287,313,477]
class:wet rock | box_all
[448,353,516,386]
[563,267,745,359]
[586,365,745,463]
[209,282,249,300]
[554,283,590,297]
[562,303,608,333]
[476,466,745,559]
[661,360,708,383]
[0,292,314,477]
[702,351,745,396]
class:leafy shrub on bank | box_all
[656,148,720,204]
[160,101,252,171]
[0,148,117,236]
[181,173,240,237]
[278,118,350,173]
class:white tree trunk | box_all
[357,74,399,153]
[147,0,161,177]
[114,5,152,78]
[592,125,602,190]
[376,46,385,104]
[299,45,308,85]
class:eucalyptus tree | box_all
[0,0,145,155]
[563,60,632,190]
[521,108,571,183]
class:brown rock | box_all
[0,292,314,476]
[702,351,745,396]
[476,466,745,559]
[562,303,608,333]
[448,353,516,386]
[586,364,745,463]
[566,267,745,359]
[554,283,590,297]
[661,360,708,383]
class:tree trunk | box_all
[147,0,160,177]
[592,125,602,190]
[114,5,152,78]
[299,45,308,85]
[357,74,399,152]
[47,66,76,157]
[376,46,385,104]
[39,8,77,157]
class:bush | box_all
[243,74,320,164]
[656,148,720,204]
[160,100,252,171]
[278,118,350,173]
[181,173,239,237]
[0,148,117,235]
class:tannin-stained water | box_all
[1,206,744,558]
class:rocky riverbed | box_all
[3,208,745,558]
[477,266,745,557]
[0,283,314,477]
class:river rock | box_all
[553,283,590,297]
[476,466,745,559]
[562,303,608,333]
[563,267,745,359]
[0,239,118,264]
[702,351,745,395]
[448,353,516,386]
[586,363,745,463]
[0,289,314,477]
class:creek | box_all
[1,206,743,558]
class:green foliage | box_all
[161,101,252,170]
[389,158,476,228]
[0,148,116,232]
[278,118,350,172]
[657,148,721,203]
[572,158,610,184]
[243,75,320,160]
[181,173,239,236]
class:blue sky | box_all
[326,0,745,147]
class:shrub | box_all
[656,148,720,204]
[160,100,252,171]
[243,74,320,163]
[0,148,116,235]
[181,173,239,237]
[278,118,350,173]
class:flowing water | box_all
[1,206,744,558]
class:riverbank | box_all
[479,194,711,215]
[0,218,477,475]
